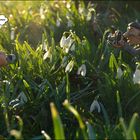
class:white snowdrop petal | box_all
[117,67,123,79]
[77,67,81,75]
[68,37,74,48]
[42,41,48,51]
[81,71,86,77]
[13,103,20,108]
[43,48,52,60]
[65,60,74,73]
[43,51,49,60]
[77,64,86,76]
[2,80,10,85]
[133,69,140,84]
[60,36,67,48]
[90,100,101,113]
[40,7,45,19]
[65,47,69,53]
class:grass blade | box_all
[50,103,65,140]
[63,100,88,139]
[116,91,122,118]
[127,113,138,139]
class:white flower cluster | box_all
[60,34,87,76]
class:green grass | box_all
[0,0,140,139]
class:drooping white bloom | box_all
[42,41,48,52]
[0,15,8,28]
[60,35,72,48]
[66,2,71,9]
[9,91,28,109]
[90,100,101,113]
[65,60,74,73]
[43,48,52,60]
[60,35,74,53]
[43,51,50,60]
[40,6,45,19]
[78,5,84,15]
[77,64,86,76]
[133,69,140,84]
[86,12,92,21]
[60,36,67,48]
[2,80,10,85]
[117,67,123,79]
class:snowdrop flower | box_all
[60,35,72,48]
[86,12,92,21]
[9,91,28,109]
[43,48,52,60]
[17,91,28,105]
[42,41,48,52]
[56,19,61,27]
[40,6,45,19]
[60,36,67,48]
[60,35,74,53]
[2,80,10,85]
[66,2,71,9]
[117,67,123,79]
[78,5,84,15]
[0,15,8,28]
[77,64,86,76]
[133,68,140,84]
[9,98,20,108]
[90,100,101,113]
[65,60,74,73]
